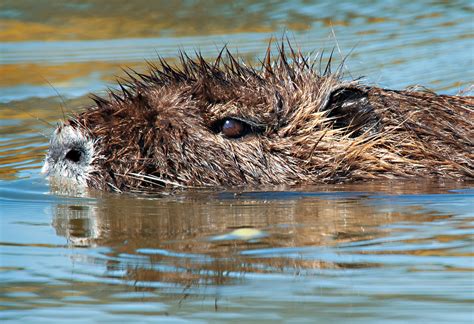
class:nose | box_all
[65,148,82,163]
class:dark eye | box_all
[65,149,82,163]
[221,119,247,138]
[211,118,264,139]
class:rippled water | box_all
[1,1,473,323]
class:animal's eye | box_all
[211,117,264,139]
[221,119,247,138]
[210,118,251,139]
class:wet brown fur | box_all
[64,42,473,192]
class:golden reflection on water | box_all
[3,0,465,42]
[1,1,306,42]
[0,62,148,87]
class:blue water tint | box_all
[1,1,474,322]
[1,176,474,322]
[136,248,209,260]
[0,9,22,18]
[367,191,474,217]
[0,33,270,64]
[0,82,107,103]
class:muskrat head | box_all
[42,124,96,188]
[42,45,473,192]
[43,47,360,192]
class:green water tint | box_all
[1,0,473,322]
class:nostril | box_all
[65,149,82,163]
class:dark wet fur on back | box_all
[47,42,474,192]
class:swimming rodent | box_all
[42,43,474,192]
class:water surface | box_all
[1,1,473,322]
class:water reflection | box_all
[1,178,472,321]
[51,183,465,289]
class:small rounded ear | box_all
[323,87,382,137]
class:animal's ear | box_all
[322,87,381,136]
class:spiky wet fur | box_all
[56,43,473,192]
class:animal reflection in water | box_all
[52,188,453,288]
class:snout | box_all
[42,125,96,187]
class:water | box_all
[1,1,473,322]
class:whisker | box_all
[116,172,194,189]
[42,77,68,121]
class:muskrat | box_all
[42,43,474,192]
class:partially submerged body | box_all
[42,44,474,192]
